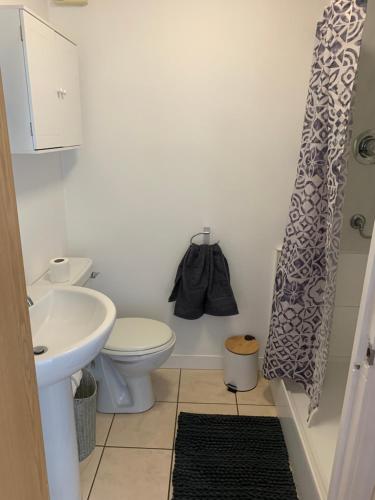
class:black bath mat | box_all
[173,413,298,500]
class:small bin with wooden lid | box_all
[224,335,259,392]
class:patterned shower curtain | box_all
[263,0,367,416]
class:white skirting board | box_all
[162,354,264,370]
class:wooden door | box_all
[21,10,61,149]
[0,73,49,499]
[55,32,82,147]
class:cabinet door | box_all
[55,32,82,147]
[21,11,61,149]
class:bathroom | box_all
[1,0,375,499]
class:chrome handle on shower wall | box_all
[350,214,372,240]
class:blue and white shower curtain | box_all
[263,0,368,415]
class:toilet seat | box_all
[102,317,174,356]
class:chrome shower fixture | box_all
[353,130,375,165]
[350,213,372,240]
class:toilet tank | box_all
[33,257,93,287]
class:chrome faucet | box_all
[27,296,34,307]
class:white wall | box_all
[0,0,68,284]
[12,154,67,284]
[0,0,48,18]
[329,252,368,359]
[49,0,327,364]
[341,0,375,253]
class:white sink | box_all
[29,285,116,500]
[30,286,116,388]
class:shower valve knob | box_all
[350,214,366,230]
[353,130,375,165]
[350,214,372,240]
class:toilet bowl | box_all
[92,317,176,413]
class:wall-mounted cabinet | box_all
[0,6,82,153]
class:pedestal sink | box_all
[29,286,116,500]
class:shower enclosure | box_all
[270,2,375,499]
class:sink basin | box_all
[30,286,116,387]
[29,285,116,500]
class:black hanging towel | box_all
[169,243,238,320]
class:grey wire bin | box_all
[74,369,97,462]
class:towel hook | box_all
[190,227,219,245]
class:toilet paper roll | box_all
[49,257,70,283]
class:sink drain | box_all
[33,345,48,355]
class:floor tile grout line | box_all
[237,403,275,407]
[177,368,183,405]
[173,368,182,449]
[155,400,275,407]
[157,399,181,403]
[176,400,273,406]
[178,401,235,405]
[103,413,116,447]
[104,445,174,450]
[168,368,181,500]
[87,445,105,500]
[153,401,179,405]
[87,414,115,500]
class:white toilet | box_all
[93,318,176,413]
[33,257,176,414]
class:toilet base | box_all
[92,354,156,413]
[91,331,176,414]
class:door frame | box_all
[0,71,49,499]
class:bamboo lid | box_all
[225,335,259,355]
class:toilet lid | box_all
[104,318,174,353]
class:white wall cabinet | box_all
[0,6,82,153]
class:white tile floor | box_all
[80,369,276,500]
